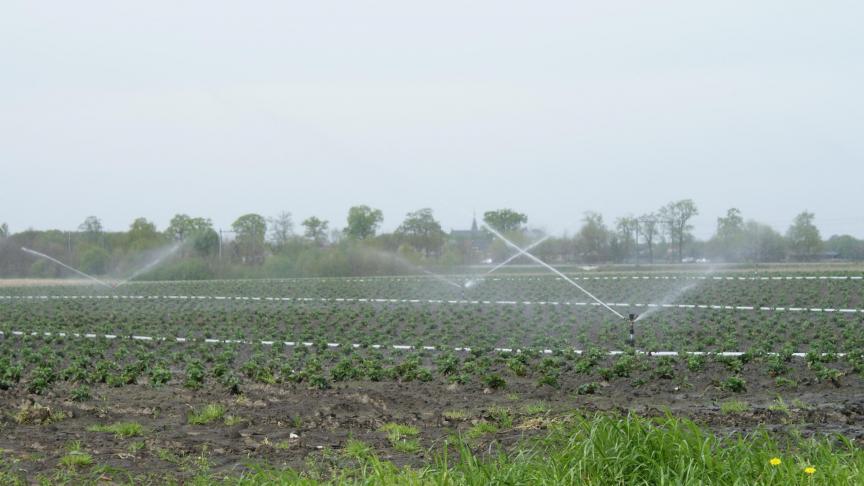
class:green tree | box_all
[825,235,864,260]
[232,214,267,264]
[344,205,383,240]
[192,229,220,257]
[127,217,161,251]
[786,211,822,260]
[0,223,8,238]
[639,214,658,264]
[395,208,446,257]
[302,217,329,246]
[166,214,212,242]
[166,214,193,241]
[660,200,699,262]
[483,209,527,233]
[166,214,217,257]
[714,208,745,262]
[576,212,609,263]
[79,246,110,275]
[742,221,786,262]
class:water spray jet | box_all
[465,235,551,289]
[20,247,113,289]
[114,242,183,288]
[482,225,627,320]
[357,248,462,291]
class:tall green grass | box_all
[206,413,864,485]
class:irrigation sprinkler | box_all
[482,225,636,350]
[628,313,637,348]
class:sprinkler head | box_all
[629,313,637,322]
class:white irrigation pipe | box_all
[0,330,843,358]
[1,294,861,314]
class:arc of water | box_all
[418,267,463,289]
[21,247,113,289]
[482,226,627,320]
[114,243,182,288]
[485,235,550,276]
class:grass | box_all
[58,442,93,469]
[443,410,469,421]
[378,423,419,441]
[769,396,791,414]
[488,406,513,428]
[4,411,864,484]
[792,399,812,410]
[522,402,551,415]
[87,421,144,438]
[392,439,421,454]
[127,441,146,453]
[720,399,750,414]
[188,404,226,425]
[379,423,421,453]
[223,414,245,426]
[342,439,374,460]
[188,412,864,485]
[155,447,181,464]
[466,421,498,439]
[14,402,66,425]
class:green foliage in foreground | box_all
[5,413,862,485]
[206,413,862,486]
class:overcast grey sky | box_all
[2,1,862,238]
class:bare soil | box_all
[1,363,863,482]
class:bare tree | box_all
[615,216,639,263]
[639,214,658,264]
[659,200,699,262]
[268,211,294,250]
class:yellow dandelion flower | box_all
[769,457,781,466]
[804,466,816,475]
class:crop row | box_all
[3,274,862,308]
[1,334,862,398]
[1,298,861,352]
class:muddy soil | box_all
[1,364,863,482]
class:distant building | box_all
[449,215,491,258]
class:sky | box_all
[1,1,862,239]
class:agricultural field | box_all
[1,268,864,483]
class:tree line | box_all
[0,200,861,279]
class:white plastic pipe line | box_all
[0,330,844,358]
